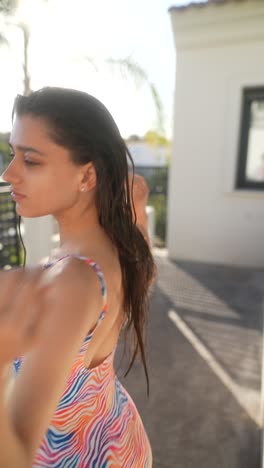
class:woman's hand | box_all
[128,173,150,221]
[0,267,47,367]
[128,173,150,245]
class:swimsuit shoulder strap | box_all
[45,254,108,336]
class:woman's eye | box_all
[8,151,39,166]
[24,159,39,166]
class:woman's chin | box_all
[15,205,44,218]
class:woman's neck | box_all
[59,221,102,248]
[54,203,101,247]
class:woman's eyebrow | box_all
[9,142,46,156]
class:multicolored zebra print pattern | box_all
[13,255,152,467]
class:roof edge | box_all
[168,0,247,13]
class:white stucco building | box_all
[168,0,264,268]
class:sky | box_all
[0,0,205,138]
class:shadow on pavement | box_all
[115,255,262,468]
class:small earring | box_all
[80,186,85,192]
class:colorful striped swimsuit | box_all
[13,255,152,468]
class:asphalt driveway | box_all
[115,251,264,468]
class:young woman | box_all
[0,87,155,467]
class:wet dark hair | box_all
[13,87,155,393]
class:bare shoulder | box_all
[46,255,99,283]
[8,256,107,458]
[44,256,103,306]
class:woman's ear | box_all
[79,162,97,192]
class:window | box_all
[236,87,264,190]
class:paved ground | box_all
[115,251,264,468]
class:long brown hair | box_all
[13,87,155,393]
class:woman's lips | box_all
[11,191,26,201]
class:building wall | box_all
[168,0,264,267]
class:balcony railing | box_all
[0,182,22,269]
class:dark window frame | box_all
[236,86,264,191]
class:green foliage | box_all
[0,0,17,46]
[0,140,9,154]
[0,0,17,14]
[144,130,170,147]
[133,165,168,246]
[148,194,167,247]
[148,168,168,195]
[0,190,22,268]
[0,139,11,175]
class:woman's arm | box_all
[129,173,157,284]
[129,173,151,246]
[0,258,114,465]
[0,369,29,468]
[0,268,45,467]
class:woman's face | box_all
[2,115,84,218]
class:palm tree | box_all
[19,21,30,95]
[83,55,164,134]
[0,1,164,131]
[0,0,17,44]
[106,56,164,134]
[0,0,17,16]
[0,0,31,95]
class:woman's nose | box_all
[1,158,22,185]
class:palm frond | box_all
[83,56,99,72]
[0,0,18,46]
[106,56,165,134]
[0,31,8,45]
[0,0,18,15]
